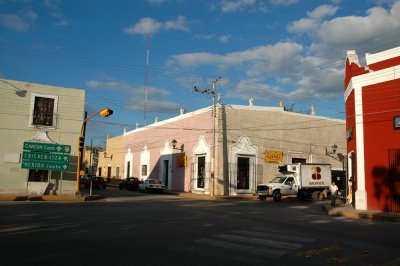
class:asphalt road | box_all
[1,187,399,266]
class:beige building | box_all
[216,103,346,196]
[95,135,124,180]
[0,79,84,195]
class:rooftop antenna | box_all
[144,19,151,126]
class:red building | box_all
[345,46,400,212]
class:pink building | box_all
[345,46,400,212]
[122,101,345,197]
[123,107,214,193]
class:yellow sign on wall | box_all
[176,155,187,167]
[265,151,283,164]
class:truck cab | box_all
[256,175,298,201]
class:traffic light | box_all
[78,136,85,152]
[99,108,113,117]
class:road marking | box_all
[238,228,315,243]
[195,238,286,257]
[194,228,316,258]
[215,233,303,250]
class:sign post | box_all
[21,141,71,171]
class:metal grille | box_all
[190,162,211,189]
[388,149,400,212]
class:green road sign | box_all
[23,141,71,154]
[22,151,70,163]
[21,160,70,171]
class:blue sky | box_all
[1,0,400,145]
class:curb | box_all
[165,191,258,201]
[0,194,103,202]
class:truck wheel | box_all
[312,191,323,201]
[273,191,281,202]
[259,196,267,201]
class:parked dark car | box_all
[80,174,95,184]
[119,177,140,191]
[84,176,107,189]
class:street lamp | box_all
[75,107,113,194]
[104,151,113,160]
[325,143,349,204]
[326,144,338,155]
[171,139,184,152]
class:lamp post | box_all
[75,107,113,194]
[326,144,348,203]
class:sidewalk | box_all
[324,203,400,223]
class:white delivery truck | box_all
[256,163,331,202]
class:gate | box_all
[388,149,400,212]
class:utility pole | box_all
[89,139,93,175]
[194,77,220,196]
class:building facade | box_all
[345,46,400,212]
[95,135,124,180]
[0,79,85,195]
[122,102,346,196]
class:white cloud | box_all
[371,0,398,5]
[221,0,256,13]
[287,18,316,34]
[124,16,189,35]
[287,5,339,34]
[85,79,178,113]
[167,42,303,71]
[146,0,169,5]
[221,0,267,13]
[85,80,133,91]
[164,16,189,31]
[311,2,400,56]
[269,0,299,6]
[0,11,36,31]
[307,4,339,20]
[219,34,231,43]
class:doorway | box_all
[197,156,206,189]
[163,160,169,188]
[107,166,112,182]
[237,157,250,190]
[126,161,130,178]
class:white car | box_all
[138,179,166,193]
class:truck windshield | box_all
[270,176,286,183]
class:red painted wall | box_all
[362,79,400,211]
[368,56,400,72]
